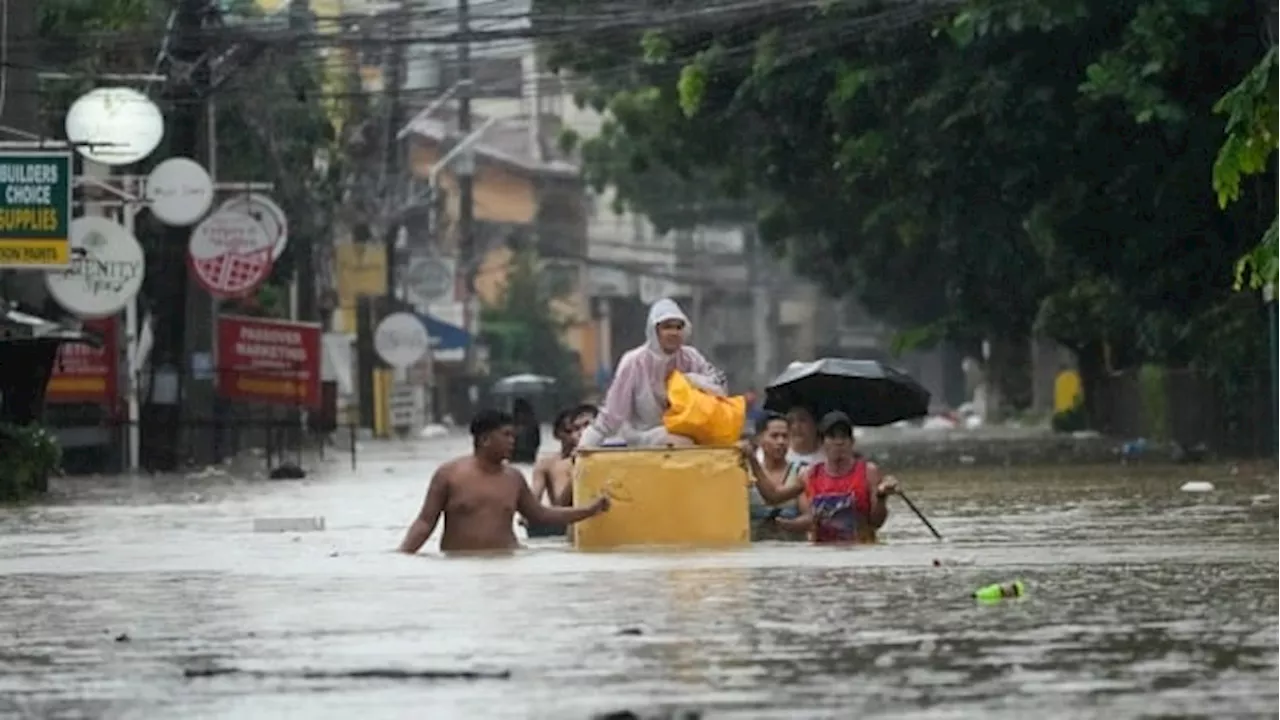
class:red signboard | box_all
[46,315,118,406]
[216,315,322,409]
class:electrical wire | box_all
[20,0,968,105]
[15,15,949,111]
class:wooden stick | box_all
[896,491,943,540]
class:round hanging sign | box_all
[46,217,145,318]
[146,157,214,226]
[64,87,165,167]
[219,193,288,260]
[374,312,429,368]
[187,210,274,299]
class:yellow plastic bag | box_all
[662,371,747,446]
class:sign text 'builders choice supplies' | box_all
[46,316,119,407]
[0,152,72,268]
[216,315,322,409]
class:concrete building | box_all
[389,0,905,402]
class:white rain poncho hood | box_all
[645,297,691,356]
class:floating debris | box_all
[974,580,1026,603]
[1180,481,1214,493]
[267,463,307,480]
[183,666,511,681]
[593,711,702,720]
[252,517,325,533]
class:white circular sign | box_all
[374,312,429,368]
[64,87,165,167]
[187,211,274,297]
[146,157,214,226]
[407,257,454,303]
[46,217,145,318]
[220,193,288,260]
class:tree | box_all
[39,0,352,323]
[539,0,1275,417]
[480,250,585,401]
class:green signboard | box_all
[0,151,72,268]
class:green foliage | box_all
[40,0,343,309]
[38,0,160,133]
[0,423,62,502]
[1211,47,1277,209]
[538,0,1274,420]
[480,251,585,400]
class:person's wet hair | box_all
[573,403,599,419]
[755,411,787,435]
[552,407,577,435]
[470,409,514,441]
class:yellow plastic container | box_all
[571,446,751,551]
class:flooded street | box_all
[0,437,1276,719]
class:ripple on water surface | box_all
[0,448,1276,719]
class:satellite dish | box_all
[64,87,165,166]
[146,157,214,226]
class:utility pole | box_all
[457,0,476,371]
[149,0,211,471]
[381,0,407,304]
[291,0,318,323]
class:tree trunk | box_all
[1075,341,1108,431]
[985,336,1033,421]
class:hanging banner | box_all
[46,315,119,405]
[216,315,322,409]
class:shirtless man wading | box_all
[529,404,598,508]
[397,409,611,555]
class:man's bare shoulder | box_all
[433,456,473,481]
[531,453,558,473]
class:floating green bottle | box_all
[973,580,1026,602]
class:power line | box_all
[19,3,955,112]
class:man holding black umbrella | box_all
[743,411,899,544]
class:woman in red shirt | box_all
[744,410,899,544]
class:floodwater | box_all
[0,437,1276,719]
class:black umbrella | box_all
[764,358,930,427]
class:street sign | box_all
[64,87,165,167]
[46,217,145,318]
[216,314,322,408]
[406,256,455,304]
[46,315,119,407]
[389,381,420,430]
[220,193,288,260]
[146,157,214,226]
[374,312,429,368]
[188,210,274,298]
[0,151,73,268]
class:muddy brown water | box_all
[1,438,1276,719]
